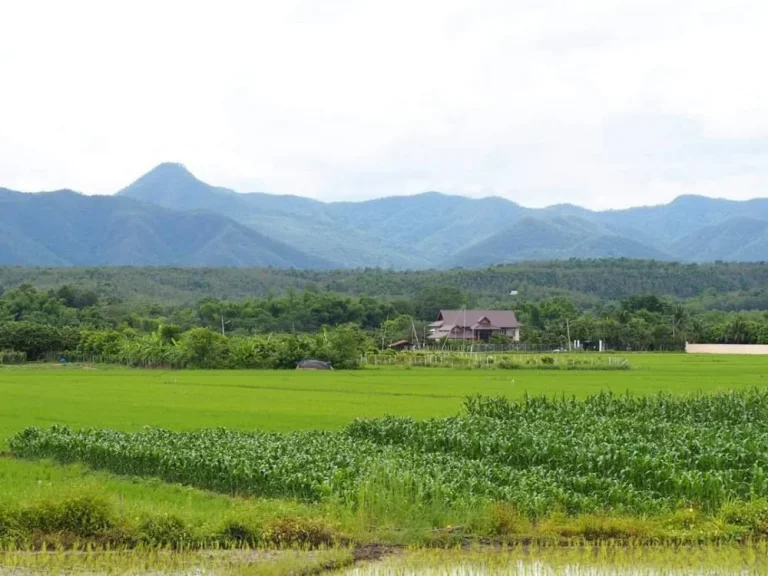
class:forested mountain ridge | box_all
[3,260,768,310]
[119,163,768,267]
[444,216,673,267]
[118,164,416,268]
[3,163,768,268]
[0,188,331,268]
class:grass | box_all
[2,354,768,562]
[0,548,354,575]
[0,458,320,527]
[2,354,767,442]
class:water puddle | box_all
[342,545,768,575]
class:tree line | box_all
[2,282,768,367]
[3,260,768,308]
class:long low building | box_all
[428,309,522,342]
[686,343,768,355]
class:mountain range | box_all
[1,162,767,269]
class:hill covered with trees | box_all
[3,163,768,268]
[2,260,768,365]
[2,260,768,308]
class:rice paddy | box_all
[342,544,768,575]
[2,354,767,441]
[2,354,768,573]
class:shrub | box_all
[720,500,768,535]
[139,514,191,547]
[0,349,26,364]
[489,503,529,536]
[219,520,260,546]
[13,496,114,540]
[261,516,336,547]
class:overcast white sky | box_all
[1,0,767,209]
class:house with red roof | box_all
[428,310,522,343]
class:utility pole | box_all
[566,318,572,351]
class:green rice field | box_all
[3,354,768,574]
[2,354,767,440]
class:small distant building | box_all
[428,310,522,343]
[685,343,768,355]
[296,359,333,370]
[388,339,411,351]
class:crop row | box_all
[11,390,768,516]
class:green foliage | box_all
[414,286,466,320]
[0,491,340,551]
[73,325,373,370]
[4,260,768,308]
[319,324,371,369]
[380,314,415,346]
[77,329,126,359]
[176,328,230,369]
[139,514,191,547]
[3,263,768,354]
[0,350,25,364]
[0,322,79,360]
[8,495,114,541]
[14,390,768,519]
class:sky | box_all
[1,0,767,209]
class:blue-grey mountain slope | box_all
[118,164,419,268]
[5,163,768,267]
[0,189,332,268]
[116,164,768,267]
[671,218,768,262]
[444,216,673,268]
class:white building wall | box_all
[685,343,768,355]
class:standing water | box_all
[341,545,768,575]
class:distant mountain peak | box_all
[121,162,199,188]
[116,162,215,207]
[151,161,187,170]
[669,194,718,205]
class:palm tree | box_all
[726,316,748,344]
[671,304,688,341]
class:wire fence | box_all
[403,342,684,353]
[360,352,630,370]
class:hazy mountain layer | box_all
[1,163,766,268]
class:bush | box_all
[139,514,191,547]
[13,496,114,539]
[219,520,260,546]
[720,500,768,535]
[0,322,79,361]
[542,512,651,541]
[261,516,336,547]
[664,508,704,531]
[489,502,529,536]
[0,349,26,364]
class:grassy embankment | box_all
[2,354,768,551]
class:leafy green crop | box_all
[12,390,768,517]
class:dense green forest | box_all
[3,260,768,308]
[2,262,768,367]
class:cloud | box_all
[1,0,767,208]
